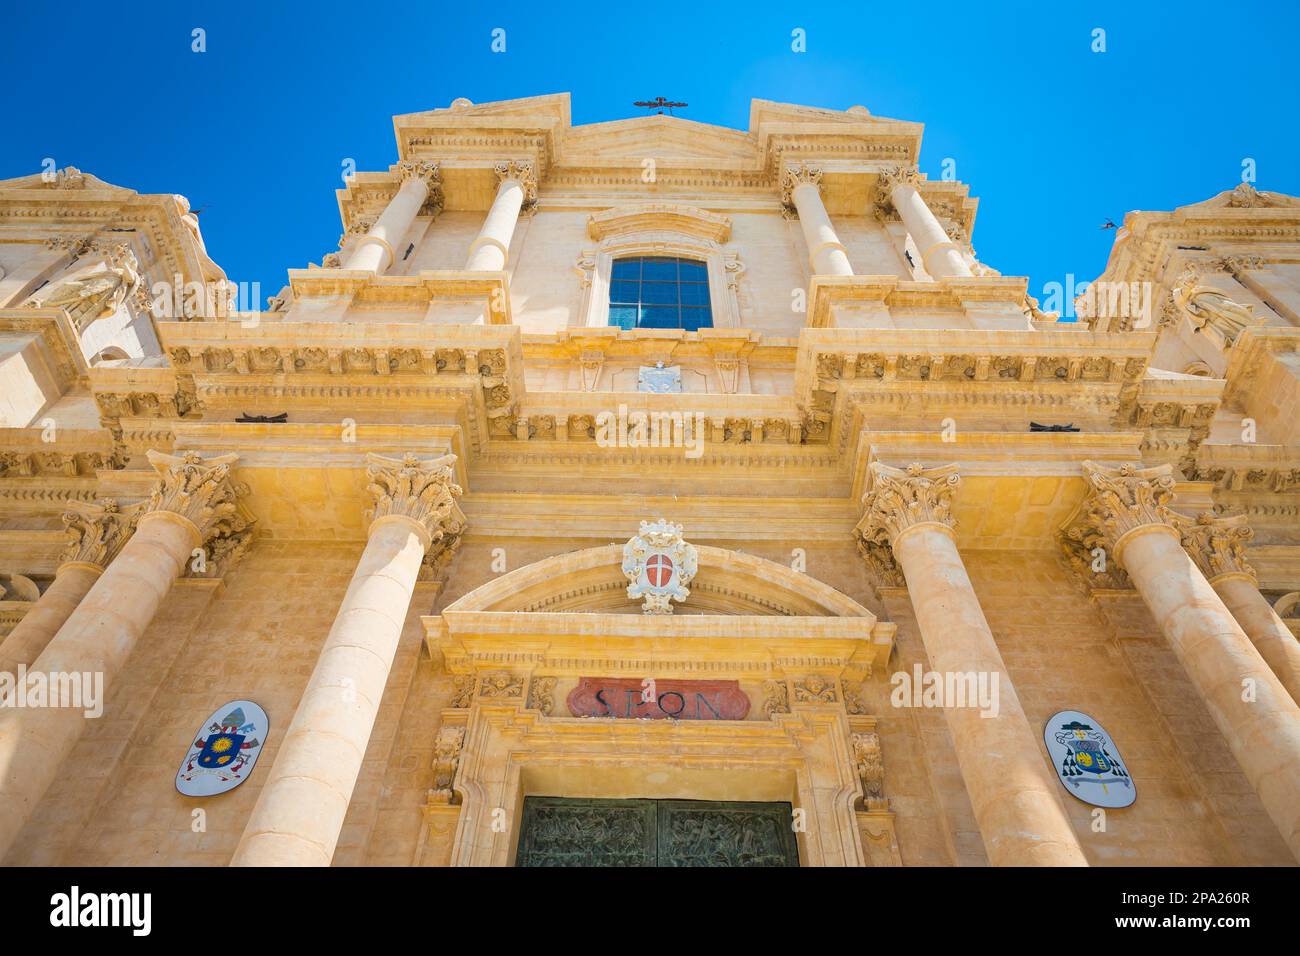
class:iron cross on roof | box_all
[633,96,688,115]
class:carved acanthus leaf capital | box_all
[339,215,377,247]
[495,160,538,205]
[398,159,441,187]
[144,450,247,543]
[60,498,143,568]
[780,162,823,209]
[877,165,923,194]
[397,160,444,215]
[1076,460,1178,553]
[364,452,465,545]
[1176,511,1255,582]
[856,461,960,548]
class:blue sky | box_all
[4,2,1296,309]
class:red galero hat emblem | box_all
[646,553,674,588]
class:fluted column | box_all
[858,462,1087,866]
[341,160,442,274]
[465,161,535,272]
[1178,511,1300,706]
[782,163,854,277]
[1079,461,1300,861]
[0,499,139,675]
[232,453,464,867]
[877,166,972,279]
[0,451,246,860]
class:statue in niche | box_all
[28,243,141,331]
[1171,270,1263,347]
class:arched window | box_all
[608,256,712,330]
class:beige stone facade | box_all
[1,94,1298,866]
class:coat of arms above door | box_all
[622,519,698,614]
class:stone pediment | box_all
[1179,183,1300,212]
[558,115,759,167]
[395,92,572,128]
[586,204,732,243]
[0,169,136,194]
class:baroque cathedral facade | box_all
[0,94,1298,866]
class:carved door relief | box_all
[516,797,799,867]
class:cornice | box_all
[283,269,513,323]
[806,275,1027,327]
[0,308,88,390]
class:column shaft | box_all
[231,515,428,866]
[1119,526,1300,860]
[791,183,854,277]
[342,177,430,274]
[465,178,525,272]
[0,514,196,859]
[889,183,972,279]
[0,563,101,674]
[1212,574,1300,706]
[892,523,1088,866]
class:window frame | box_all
[575,231,744,330]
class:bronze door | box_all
[516,796,799,867]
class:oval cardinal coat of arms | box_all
[1043,709,1135,808]
[176,700,269,797]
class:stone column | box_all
[857,462,1087,866]
[0,499,139,675]
[0,451,245,860]
[877,166,972,280]
[465,161,536,272]
[341,160,442,274]
[1178,511,1300,706]
[231,453,464,867]
[782,163,854,277]
[1078,461,1300,861]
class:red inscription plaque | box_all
[567,677,750,721]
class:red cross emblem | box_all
[645,553,675,588]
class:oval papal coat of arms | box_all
[1043,710,1135,808]
[175,700,269,797]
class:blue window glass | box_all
[641,257,679,281]
[609,280,639,304]
[611,259,641,280]
[606,256,712,330]
[640,305,680,328]
[679,282,710,306]
[678,259,708,281]
[609,305,638,330]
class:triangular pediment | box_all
[1179,182,1300,212]
[0,169,136,194]
[394,92,571,129]
[558,115,759,167]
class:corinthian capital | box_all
[873,165,923,221]
[1077,461,1178,551]
[494,160,538,207]
[780,162,823,207]
[877,165,923,195]
[143,450,247,542]
[364,452,466,544]
[398,159,441,186]
[1176,511,1255,582]
[856,462,960,548]
[60,498,142,568]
